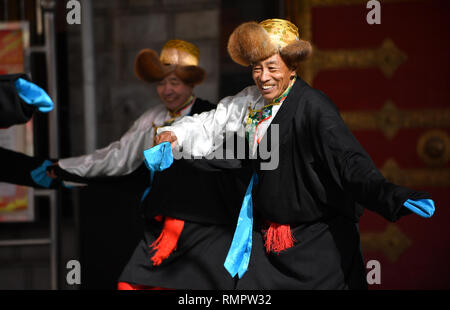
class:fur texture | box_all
[175,65,205,86]
[279,40,313,69]
[227,22,278,66]
[135,49,205,85]
[134,49,165,83]
[227,21,313,68]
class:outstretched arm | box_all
[156,86,259,157]
[57,110,156,178]
[312,94,434,222]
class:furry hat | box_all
[135,39,205,85]
[227,19,312,69]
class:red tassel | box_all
[263,222,296,253]
[149,216,185,266]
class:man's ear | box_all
[290,71,296,80]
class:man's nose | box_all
[259,68,270,83]
[163,85,173,95]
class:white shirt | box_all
[59,102,194,177]
[158,86,282,158]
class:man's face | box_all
[252,53,296,101]
[156,72,193,111]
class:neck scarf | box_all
[245,76,296,147]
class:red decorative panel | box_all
[299,0,450,289]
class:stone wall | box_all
[0,0,221,291]
[66,0,221,155]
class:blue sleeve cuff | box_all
[403,199,435,218]
[30,160,54,188]
[143,142,174,172]
[15,78,54,113]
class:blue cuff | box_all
[403,199,435,218]
[15,78,54,113]
[143,142,174,172]
[30,160,54,188]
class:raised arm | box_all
[156,86,259,157]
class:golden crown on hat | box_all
[135,39,205,85]
[227,18,312,68]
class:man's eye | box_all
[268,67,278,72]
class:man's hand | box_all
[155,131,178,148]
[46,162,59,179]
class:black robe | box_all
[118,98,251,289]
[0,73,35,128]
[0,74,55,188]
[235,78,431,289]
[0,147,56,188]
[54,98,248,289]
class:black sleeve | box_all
[311,93,431,222]
[50,162,151,192]
[174,130,251,171]
[0,73,36,127]
[0,146,58,188]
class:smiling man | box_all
[252,54,296,101]
[46,40,248,290]
[50,40,209,178]
[155,19,435,289]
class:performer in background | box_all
[0,73,56,188]
[156,19,436,289]
[46,40,248,289]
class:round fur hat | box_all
[135,39,206,85]
[227,19,312,69]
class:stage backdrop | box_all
[286,0,450,289]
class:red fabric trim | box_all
[255,115,272,145]
[263,222,296,253]
[117,282,172,290]
[149,216,185,266]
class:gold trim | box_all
[307,39,407,82]
[341,101,450,139]
[260,19,300,48]
[160,39,200,66]
[380,158,450,187]
[361,223,412,262]
[416,130,450,167]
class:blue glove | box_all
[14,78,54,113]
[30,160,54,188]
[403,199,435,218]
[140,142,174,201]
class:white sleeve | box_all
[58,111,157,177]
[157,86,259,157]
